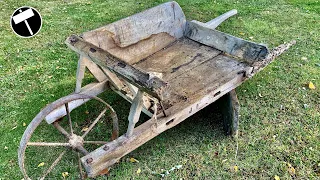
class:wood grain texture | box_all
[134,37,252,109]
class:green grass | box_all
[0,0,319,179]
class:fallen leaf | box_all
[99,168,109,175]
[288,166,295,175]
[258,93,263,98]
[234,165,239,172]
[136,168,141,174]
[81,127,89,132]
[23,122,26,127]
[129,157,139,163]
[274,175,280,180]
[37,162,45,167]
[249,36,254,39]
[85,110,89,114]
[62,172,69,178]
[4,146,8,150]
[308,82,316,89]
[239,32,245,35]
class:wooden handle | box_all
[205,9,238,29]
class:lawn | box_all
[0,0,319,179]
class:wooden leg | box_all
[219,89,240,136]
[126,90,144,137]
[75,56,86,93]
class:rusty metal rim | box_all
[18,93,119,179]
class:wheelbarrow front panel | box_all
[81,1,186,65]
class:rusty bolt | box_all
[86,158,93,164]
[103,145,109,151]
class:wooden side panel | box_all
[185,21,269,63]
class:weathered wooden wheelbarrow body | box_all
[18,1,295,179]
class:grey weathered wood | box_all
[83,1,185,48]
[185,21,269,63]
[126,90,144,137]
[80,69,252,177]
[75,56,86,93]
[134,37,252,109]
[100,66,124,90]
[219,89,239,136]
[134,37,222,81]
[83,57,108,82]
[65,35,167,100]
[81,1,186,65]
[110,86,153,117]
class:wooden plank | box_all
[126,90,144,137]
[82,57,108,82]
[185,21,269,63]
[134,38,221,81]
[75,56,86,93]
[161,55,251,109]
[65,35,167,100]
[110,86,153,117]
[100,66,124,90]
[45,81,108,124]
[83,1,185,48]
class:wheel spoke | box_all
[82,108,107,138]
[27,142,70,147]
[84,141,108,144]
[53,121,70,138]
[65,103,73,134]
[40,150,66,180]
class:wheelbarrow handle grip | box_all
[205,9,237,29]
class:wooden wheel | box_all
[18,94,119,179]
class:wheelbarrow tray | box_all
[63,2,294,176]
[19,1,295,178]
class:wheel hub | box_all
[68,134,84,149]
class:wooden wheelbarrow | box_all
[18,2,295,179]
